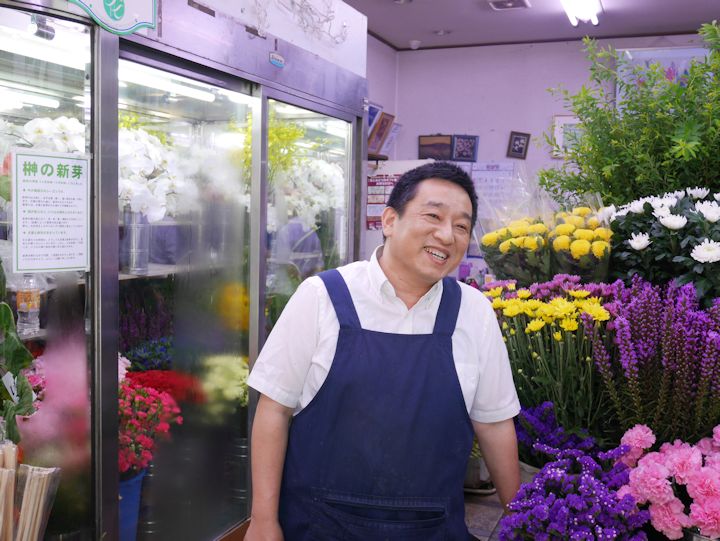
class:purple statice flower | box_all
[499,446,649,541]
[482,279,517,291]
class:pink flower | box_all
[690,496,720,539]
[697,437,719,456]
[118,354,131,382]
[686,468,720,500]
[706,454,720,472]
[622,424,656,450]
[714,425,720,447]
[629,461,674,504]
[649,498,692,540]
[665,446,703,484]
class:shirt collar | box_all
[369,245,443,307]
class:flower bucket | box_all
[119,469,146,541]
[120,207,150,275]
[684,529,720,541]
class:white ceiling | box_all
[343,0,720,50]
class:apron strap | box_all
[318,269,362,329]
[433,277,462,335]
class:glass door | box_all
[0,6,94,538]
[265,99,353,330]
[117,57,257,539]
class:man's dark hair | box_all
[386,162,478,227]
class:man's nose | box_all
[434,221,454,244]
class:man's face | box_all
[382,178,473,288]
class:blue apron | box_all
[279,269,474,540]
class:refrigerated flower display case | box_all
[0,1,365,539]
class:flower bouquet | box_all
[592,277,720,444]
[199,355,249,423]
[498,444,649,540]
[610,188,720,305]
[118,379,182,477]
[482,276,615,440]
[124,337,173,372]
[619,424,720,540]
[125,370,204,405]
[549,206,613,283]
[480,218,552,287]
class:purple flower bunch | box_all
[593,276,720,443]
[119,281,173,352]
[499,445,650,541]
[516,402,598,468]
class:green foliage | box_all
[539,21,720,207]
[240,112,306,184]
[119,112,172,146]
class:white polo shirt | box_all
[248,247,520,424]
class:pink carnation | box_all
[706,454,720,472]
[649,498,692,540]
[629,461,674,504]
[697,437,719,456]
[690,497,720,539]
[713,425,720,447]
[686,468,720,500]
[622,424,656,450]
[665,446,703,484]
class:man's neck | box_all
[377,248,433,309]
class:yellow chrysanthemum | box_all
[496,227,509,238]
[582,304,610,322]
[591,240,610,259]
[510,237,526,248]
[559,317,579,332]
[594,227,613,242]
[492,298,505,310]
[553,331,563,342]
[506,283,516,291]
[573,228,595,241]
[549,297,578,319]
[508,219,531,228]
[563,215,586,228]
[570,239,591,260]
[487,286,503,298]
[572,206,593,217]
[525,318,546,333]
[554,223,576,236]
[523,236,545,251]
[567,289,591,299]
[509,329,515,336]
[481,232,500,246]
[517,289,532,299]
[503,302,523,318]
[499,240,513,254]
[508,225,529,237]
[586,217,600,229]
[555,211,569,220]
[552,235,571,252]
[528,223,548,235]
[525,299,542,310]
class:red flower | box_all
[125,370,205,404]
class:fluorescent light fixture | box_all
[0,32,88,70]
[118,61,216,103]
[0,88,59,108]
[560,0,602,26]
[218,89,256,105]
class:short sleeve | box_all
[247,278,322,408]
[468,294,521,423]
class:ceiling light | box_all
[488,0,531,9]
[119,61,216,103]
[433,30,452,36]
[393,0,413,4]
[560,0,602,26]
[409,40,421,50]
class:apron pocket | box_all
[309,488,448,541]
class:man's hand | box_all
[472,418,520,509]
[244,517,284,541]
[245,394,293,541]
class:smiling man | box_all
[246,162,520,541]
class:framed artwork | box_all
[418,134,452,160]
[367,112,395,155]
[506,131,530,159]
[616,46,709,102]
[367,102,382,133]
[552,115,582,159]
[451,135,479,162]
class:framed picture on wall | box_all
[506,131,530,159]
[451,135,479,162]
[418,134,453,160]
[367,112,395,155]
[367,102,383,132]
[552,115,582,159]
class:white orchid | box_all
[691,239,720,264]
[22,116,85,153]
[695,201,720,223]
[659,214,688,230]
[687,187,710,200]
[628,232,652,250]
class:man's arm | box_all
[472,418,520,509]
[245,394,294,541]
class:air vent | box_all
[488,0,531,10]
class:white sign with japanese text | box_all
[12,149,90,273]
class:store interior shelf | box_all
[119,263,185,281]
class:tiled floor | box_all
[465,492,504,541]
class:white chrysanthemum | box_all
[628,232,651,250]
[695,201,720,223]
[714,193,720,202]
[665,189,686,199]
[659,214,688,230]
[612,208,630,220]
[687,187,710,200]
[628,198,649,214]
[691,239,720,264]
[653,206,672,219]
[597,205,616,224]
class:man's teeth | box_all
[425,248,448,261]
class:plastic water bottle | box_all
[16,273,40,336]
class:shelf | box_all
[119,263,186,281]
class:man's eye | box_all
[426,213,440,220]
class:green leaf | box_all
[0,303,33,374]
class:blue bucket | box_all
[119,469,147,541]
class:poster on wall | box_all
[12,148,90,273]
[470,161,516,235]
[366,173,399,230]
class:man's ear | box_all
[381,206,398,239]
